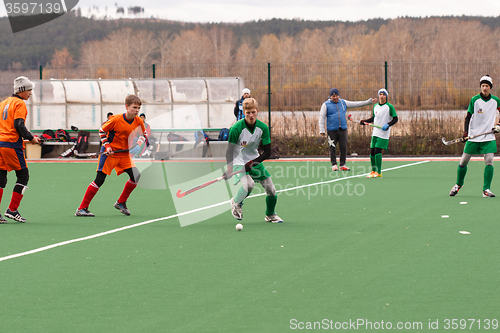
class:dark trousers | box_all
[327,129,348,166]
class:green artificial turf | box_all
[0,160,498,332]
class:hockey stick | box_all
[441,130,496,146]
[156,131,163,154]
[24,137,65,143]
[176,169,243,198]
[73,148,130,158]
[347,114,383,129]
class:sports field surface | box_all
[0,158,499,332]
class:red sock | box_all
[79,182,99,209]
[0,188,3,207]
[118,180,137,203]
[9,191,23,211]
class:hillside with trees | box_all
[1,13,500,68]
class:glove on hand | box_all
[245,160,255,173]
[382,123,390,131]
[130,145,141,155]
[222,166,234,180]
[492,125,500,133]
[360,120,366,125]
[462,131,468,142]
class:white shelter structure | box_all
[26,77,245,131]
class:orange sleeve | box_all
[13,100,27,120]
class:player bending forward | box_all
[75,95,148,217]
[450,75,500,198]
[223,98,283,223]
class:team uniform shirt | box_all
[0,95,28,149]
[371,102,397,140]
[467,94,500,143]
[229,119,270,166]
[0,95,29,171]
[97,113,147,175]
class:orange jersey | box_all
[100,114,146,155]
[0,95,28,147]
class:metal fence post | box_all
[152,64,156,79]
[384,61,388,90]
[39,65,42,80]
[268,63,271,139]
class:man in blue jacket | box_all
[319,88,376,171]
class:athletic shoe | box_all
[5,208,26,223]
[483,189,495,197]
[75,208,95,217]
[366,171,379,178]
[114,201,130,215]
[339,165,350,171]
[231,198,243,220]
[449,184,462,196]
[332,165,338,171]
[0,214,6,223]
[377,173,383,178]
[265,214,283,223]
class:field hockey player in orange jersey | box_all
[75,94,148,217]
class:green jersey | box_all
[228,119,271,165]
[467,94,500,142]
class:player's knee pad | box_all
[94,171,107,187]
[15,168,29,186]
[14,183,28,195]
[123,167,140,183]
[130,167,141,183]
[0,170,7,188]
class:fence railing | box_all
[1,61,499,112]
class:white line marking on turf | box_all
[0,160,429,263]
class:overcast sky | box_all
[1,0,500,22]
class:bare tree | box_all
[131,30,157,67]
[157,31,172,66]
[51,47,74,67]
[254,34,281,63]
[234,42,254,64]
[167,27,213,63]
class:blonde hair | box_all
[242,98,258,111]
[125,94,142,106]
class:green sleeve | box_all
[468,95,480,115]
[389,103,397,117]
[259,121,271,146]
[492,95,500,110]
[228,122,242,145]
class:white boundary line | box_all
[0,160,429,263]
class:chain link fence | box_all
[2,61,499,111]
[2,61,500,155]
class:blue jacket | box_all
[325,99,348,131]
[234,97,246,120]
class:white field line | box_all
[0,160,429,263]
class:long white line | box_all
[0,160,429,263]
